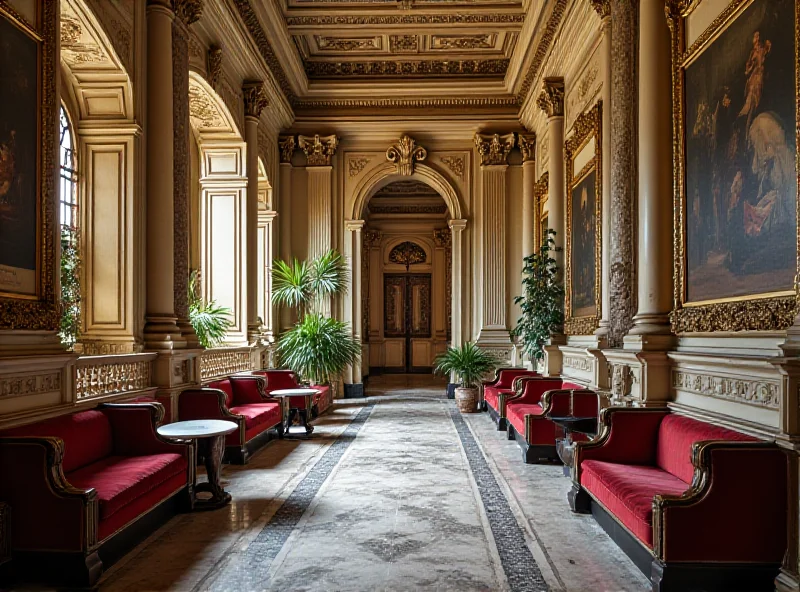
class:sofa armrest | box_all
[538,389,574,417]
[653,441,787,564]
[99,403,192,459]
[482,367,511,387]
[573,407,669,481]
[507,378,566,406]
[230,375,277,404]
[0,437,98,552]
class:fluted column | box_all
[608,0,638,347]
[352,223,364,385]
[278,136,294,332]
[474,133,515,349]
[519,133,537,260]
[144,0,184,349]
[537,78,566,273]
[449,219,467,349]
[243,81,269,342]
[628,0,672,338]
[343,220,364,395]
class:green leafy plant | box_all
[59,227,81,348]
[512,228,564,362]
[272,249,348,316]
[433,342,498,389]
[277,313,361,384]
[188,270,233,348]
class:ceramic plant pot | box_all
[455,386,479,413]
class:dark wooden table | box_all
[550,416,599,477]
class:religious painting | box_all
[564,102,602,335]
[0,6,39,297]
[669,0,799,332]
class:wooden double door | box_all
[384,274,432,373]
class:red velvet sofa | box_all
[504,377,597,463]
[254,369,332,418]
[569,408,788,592]
[481,367,539,430]
[0,403,193,587]
[179,375,283,465]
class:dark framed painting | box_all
[0,1,59,330]
[668,0,800,332]
[564,102,602,335]
[534,172,549,248]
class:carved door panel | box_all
[384,274,431,372]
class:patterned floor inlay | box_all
[450,406,550,592]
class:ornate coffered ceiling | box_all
[368,181,447,216]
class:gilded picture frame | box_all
[667,0,800,333]
[533,172,549,248]
[0,0,58,331]
[564,101,602,335]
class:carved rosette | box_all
[173,0,203,25]
[207,45,222,89]
[298,134,339,166]
[518,132,536,163]
[537,77,565,118]
[279,135,296,164]
[386,135,427,176]
[243,81,269,120]
[474,132,515,166]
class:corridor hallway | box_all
[98,378,647,592]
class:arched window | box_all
[59,105,78,236]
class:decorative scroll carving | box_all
[474,133,515,166]
[431,34,495,50]
[563,355,593,373]
[298,134,339,166]
[370,204,447,215]
[75,356,154,400]
[207,45,222,89]
[537,77,565,117]
[0,373,61,398]
[389,35,418,52]
[200,348,252,381]
[316,36,380,51]
[386,135,427,176]
[173,0,203,25]
[440,155,465,180]
[304,59,509,78]
[243,81,269,119]
[348,157,371,178]
[188,84,226,128]
[672,370,780,409]
[279,135,295,164]
[389,241,427,269]
[518,132,536,163]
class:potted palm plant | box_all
[434,342,498,413]
[272,249,361,394]
[188,270,233,348]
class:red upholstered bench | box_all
[254,369,332,418]
[179,375,282,465]
[569,408,788,592]
[0,403,192,588]
[505,377,596,463]
[481,367,539,430]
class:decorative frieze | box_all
[0,373,61,398]
[440,155,466,180]
[200,348,252,382]
[316,36,380,51]
[536,77,565,118]
[207,45,222,89]
[389,35,418,53]
[298,134,339,166]
[431,34,495,50]
[303,59,509,78]
[286,14,526,26]
[386,135,427,176]
[672,370,780,410]
[518,132,536,162]
[279,135,296,164]
[75,356,153,401]
[243,81,269,119]
[474,133,515,166]
[348,156,371,178]
[370,204,447,215]
[563,355,593,373]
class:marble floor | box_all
[97,375,648,592]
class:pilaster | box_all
[343,220,365,394]
[278,135,295,333]
[299,134,338,260]
[519,132,536,260]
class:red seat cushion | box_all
[229,402,282,430]
[506,402,543,433]
[484,386,514,412]
[67,453,187,521]
[582,460,688,548]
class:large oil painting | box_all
[0,9,39,297]
[570,169,597,318]
[685,0,797,304]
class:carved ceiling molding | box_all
[371,204,447,215]
[293,96,519,110]
[374,180,438,197]
[285,14,525,26]
[431,34,495,50]
[386,135,427,176]
[298,134,339,166]
[279,135,296,163]
[389,35,419,53]
[303,58,509,78]
[243,80,269,119]
[474,132,515,166]
[316,35,381,51]
[518,132,536,162]
[537,77,565,118]
[516,0,568,102]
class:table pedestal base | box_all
[194,435,232,510]
[284,406,314,439]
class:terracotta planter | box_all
[455,386,479,413]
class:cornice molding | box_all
[537,77,565,117]
[298,134,339,166]
[518,132,536,162]
[293,96,519,111]
[303,59,509,79]
[279,135,296,163]
[516,0,568,102]
[243,80,269,119]
[285,14,526,27]
[474,132,515,166]
[386,135,427,176]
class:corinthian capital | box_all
[517,132,536,162]
[537,77,565,118]
[173,0,203,25]
[590,0,610,19]
[298,134,339,166]
[243,81,269,120]
[474,132,515,166]
[279,135,296,164]
[386,134,427,176]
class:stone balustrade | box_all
[199,347,254,382]
[75,353,157,402]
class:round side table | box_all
[271,388,320,438]
[157,419,238,511]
